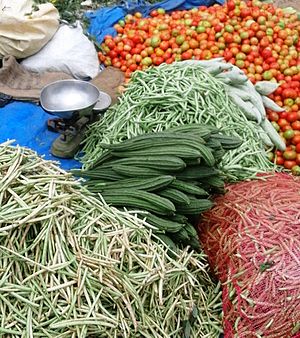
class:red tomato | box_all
[277,118,289,128]
[296,154,300,165]
[261,48,272,59]
[152,56,164,65]
[268,112,279,122]
[286,112,299,123]
[282,89,298,99]
[227,1,235,11]
[108,50,118,59]
[160,31,171,41]
[150,10,158,17]
[283,150,297,160]
[296,143,300,153]
[181,51,193,60]
[275,156,284,165]
[240,8,251,18]
[129,63,138,71]
[284,160,297,169]
[281,125,292,132]
[292,135,300,146]
[163,51,172,60]
[189,39,199,49]
[292,121,300,131]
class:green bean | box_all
[0,143,222,337]
[79,63,274,180]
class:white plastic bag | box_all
[0,0,59,58]
[21,23,100,80]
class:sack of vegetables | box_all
[198,173,300,338]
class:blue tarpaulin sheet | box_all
[1,0,224,170]
[86,0,224,44]
[0,102,81,170]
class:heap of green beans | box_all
[0,142,222,338]
[80,63,276,180]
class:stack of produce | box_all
[178,59,286,150]
[98,0,299,81]
[267,80,300,172]
[0,142,222,337]
[76,124,242,250]
[97,0,300,173]
[80,62,277,180]
[198,173,300,338]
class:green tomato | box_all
[118,20,125,27]
[150,36,161,48]
[180,41,190,52]
[158,23,168,31]
[202,20,211,28]
[283,129,295,140]
[235,60,245,68]
[141,57,152,66]
[263,70,273,80]
[172,29,179,37]
[225,24,234,33]
[240,31,249,39]
[157,8,165,15]
[292,165,300,176]
[184,19,193,26]
[176,35,185,45]
[267,152,274,162]
[236,52,246,60]
[196,25,206,33]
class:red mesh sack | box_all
[198,173,300,338]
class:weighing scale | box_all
[40,79,111,158]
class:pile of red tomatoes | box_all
[98,0,299,80]
[268,80,300,174]
[98,0,300,173]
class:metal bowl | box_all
[40,80,100,119]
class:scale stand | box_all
[48,115,91,159]
[40,80,112,159]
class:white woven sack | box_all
[0,0,59,58]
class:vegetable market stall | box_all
[0,142,223,337]
[0,0,300,337]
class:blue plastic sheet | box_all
[86,0,225,44]
[1,0,225,170]
[0,102,81,170]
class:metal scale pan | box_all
[40,79,101,119]
[40,79,111,158]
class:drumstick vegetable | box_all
[0,142,222,337]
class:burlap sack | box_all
[91,67,125,105]
[0,56,125,104]
[0,56,72,101]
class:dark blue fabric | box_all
[86,0,225,44]
[0,101,81,170]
